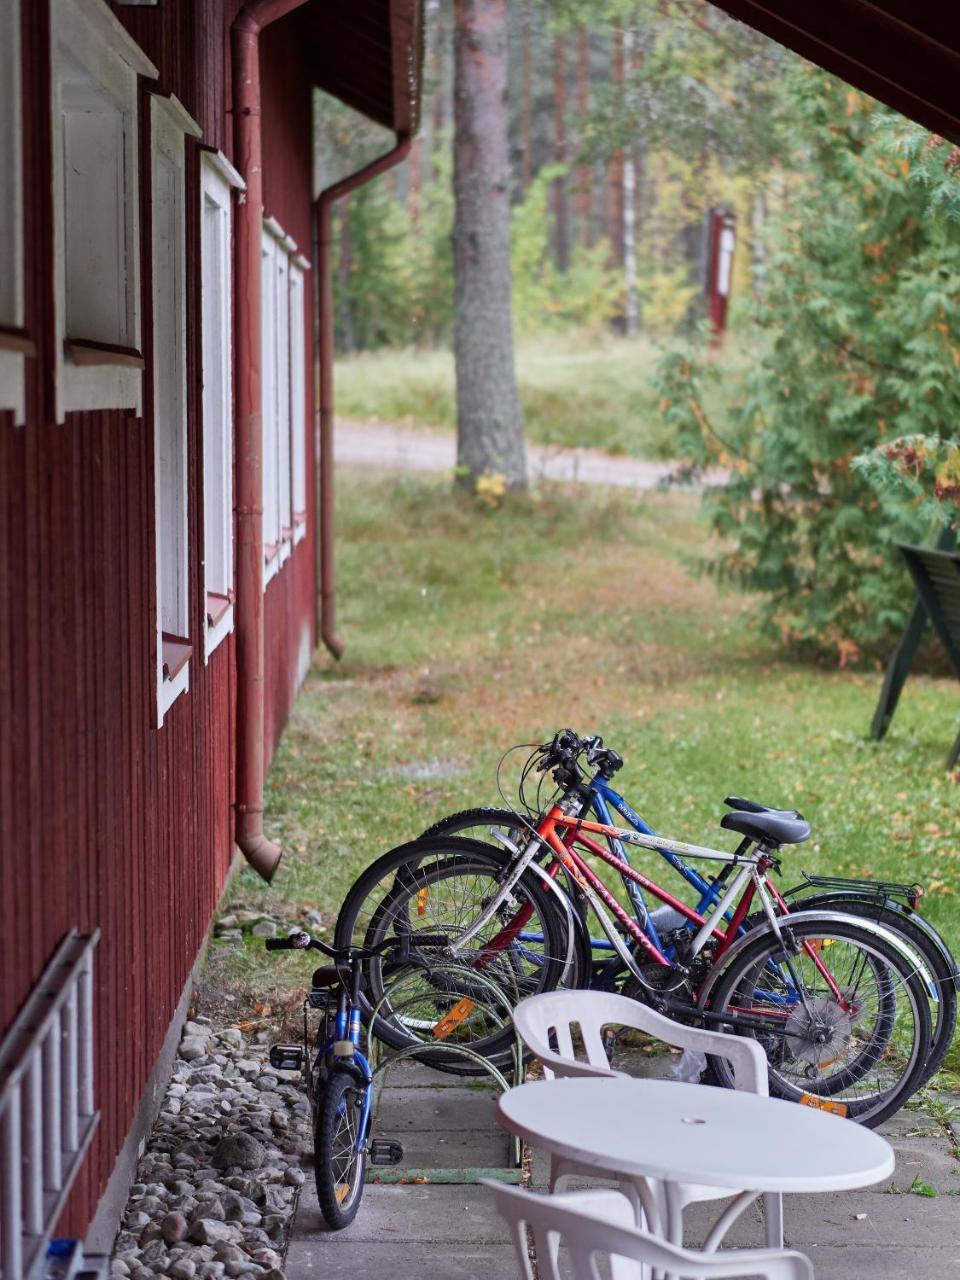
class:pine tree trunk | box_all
[575,27,592,247]
[408,136,422,229]
[520,0,532,193]
[751,186,766,301]
[607,26,625,330]
[552,32,569,271]
[622,28,638,335]
[453,0,526,491]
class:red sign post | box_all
[705,206,736,345]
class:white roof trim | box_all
[62,0,159,79]
[150,91,202,139]
[201,147,245,191]
[293,253,311,272]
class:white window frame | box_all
[261,226,281,585]
[200,150,244,661]
[289,254,310,545]
[0,0,26,425]
[51,0,156,422]
[152,93,200,727]
[276,234,293,567]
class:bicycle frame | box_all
[447,805,794,992]
[312,972,374,1154]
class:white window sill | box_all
[60,357,142,418]
[293,519,307,546]
[157,658,190,726]
[0,348,25,425]
[204,600,234,663]
[264,549,280,587]
[279,536,292,567]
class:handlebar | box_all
[264,931,449,961]
[535,729,624,785]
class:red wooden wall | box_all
[1,0,317,1236]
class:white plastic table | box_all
[498,1077,895,1248]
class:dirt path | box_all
[336,417,727,489]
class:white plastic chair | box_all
[512,989,783,1248]
[486,1182,813,1280]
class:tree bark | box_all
[575,27,592,247]
[552,32,570,271]
[520,0,532,193]
[453,0,526,490]
[607,26,625,331]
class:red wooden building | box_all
[0,0,420,1270]
[1,0,958,1273]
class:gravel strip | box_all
[110,1017,310,1280]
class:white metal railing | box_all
[0,930,100,1280]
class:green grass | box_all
[334,333,750,460]
[216,470,960,1046]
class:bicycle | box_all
[263,928,448,1228]
[336,734,934,1126]
[420,733,958,1081]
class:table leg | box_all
[702,1190,760,1252]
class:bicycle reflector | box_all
[269,1043,304,1072]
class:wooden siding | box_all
[2,0,316,1237]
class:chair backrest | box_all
[513,989,768,1095]
[487,1182,813,1280]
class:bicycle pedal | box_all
[269,1043,304,1072]
[368,1139,404,1166]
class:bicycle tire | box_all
[335,837,569,1069]
[422,806,594,989]
[314,1071,368,1230]
[785,893,957,1081]
[705,915,933,1127]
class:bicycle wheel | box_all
[788,893,958,1083]
[705,915,933,1127]
[314,1071,368,1229]
[336,837,570,1067]
[422,807,594,989]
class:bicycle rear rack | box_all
[789,871,924,909]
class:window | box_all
[261,218,309,584]
[152,93,200,725]
[289,257,309,543]
[200,150,243,660]
[261,227,281,582]
[0,0,26,424]
[51,0,156,420]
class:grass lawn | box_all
[334,334,752,460]
[216,469,960,1068]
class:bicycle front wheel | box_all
[337,837,569,1067]
[706,916,933,1127]
[314,1071,368,1230]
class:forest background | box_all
[315,0,960,665]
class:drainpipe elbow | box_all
[236,828,283,884]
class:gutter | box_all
[314,135,411,660]
[231,0,313,883]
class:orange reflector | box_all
[433,998,475,1040]
[799,1092,848,1117]
[417,887,429,917]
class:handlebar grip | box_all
[264,937,289,950]
[265,930,314,951]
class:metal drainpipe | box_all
[315,135,411,660]
[231,0,313,882]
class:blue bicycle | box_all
[265,929,447,1228]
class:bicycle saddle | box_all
[311,965,350,988]
[721,809,811,847]
[724,795,802,818]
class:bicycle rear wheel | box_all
[705,916,932,1127]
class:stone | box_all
[180,1037,209,1062]
[140,1241,168,1265]
[110,1261,131,1277]
[124,1210,151,1231]
[216,915,239,930]
[282,1167,304,1187]
[251,1249,280,1270]
[188,1218,234,1246]
[160,1213,189,1245]
[217,929,243,944]
[218,1028,243,1049]
[239,1211,262,1228]
[168,1259,197,1280]
[190,1198,226,1224]
[213,1244,246,1264]
[211,1134,265,1171]
[251,920,277,938]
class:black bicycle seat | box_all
[311,965,350,989]
[724,795,802,818]
[721,809,811,847]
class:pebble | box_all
[111,1021,309,1280]
[161,1212,189,1244]
[251,920,277,938]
